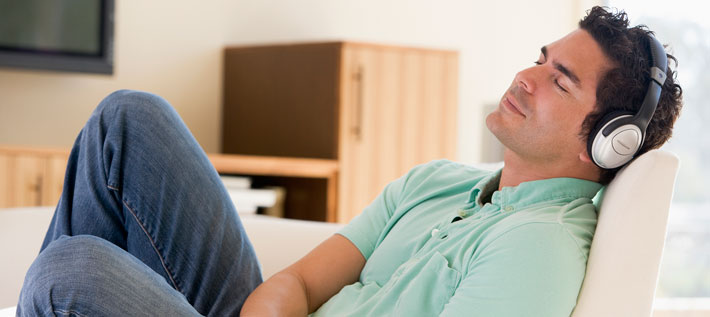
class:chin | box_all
[485,111,509,139]
[485,111,499,131]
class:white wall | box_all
[0,2,224,152]
[0,0,595,162]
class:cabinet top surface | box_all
[224,41,458,55]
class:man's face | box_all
[486,29,612,166]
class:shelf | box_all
[207,153,339,223]
[207,153,338,178]
[1,146,340,222]
[0,145,70,156]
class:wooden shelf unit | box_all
[0,146,339,222]
[223,41,459,223]
[209,153,338,222]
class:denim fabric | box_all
[19,235,201,316]
[17,90,262,316]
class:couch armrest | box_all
[0,207,55,309]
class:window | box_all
[607,0,710,302]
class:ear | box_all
[579,150,593,164]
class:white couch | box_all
[0,208,343,315]
[0,150,681,316]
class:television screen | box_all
[0,0,114,74]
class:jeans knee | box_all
[96,89,179,124]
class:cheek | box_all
[534,103,587,136]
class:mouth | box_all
[502,94,526,118]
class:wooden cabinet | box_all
[0,146,69,208]
[223,42,458,223]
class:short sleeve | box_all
[336,175,407,260]
[440,222,589,317]
[337,160,447,260]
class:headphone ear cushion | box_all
[587,110,635,164]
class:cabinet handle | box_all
[351,66,364,141]
[35,175,43,206]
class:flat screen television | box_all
[0,0,114,74]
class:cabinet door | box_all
[14,155,45,207]
[0,149,68,208]
[0,153,11,208]
[42,154,68,206]
[338,45,458,223]
[400,50,458,170]
[338,45,415,223]
[222,43,341,159]
[338,45,380,223]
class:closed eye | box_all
[535,60,569,93]
[554,78,568,93]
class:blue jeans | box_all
[17,90,262,316]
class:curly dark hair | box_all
[578,6,683,184]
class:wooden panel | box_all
[442,53,459,158]
[42,154,69,206]
[354,46,383,223]
[421,53,446,163]
[338,45,382,223]
[223,43,342,159]
[13,155,45,207]
[0,153,12,208]
[399,51,425,174]
[343,46,380,222]
[337,46,356,223]
[359,47,380,210]
[372,48,403,199]
[0,146,70,208]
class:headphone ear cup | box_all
[587,110,635,168]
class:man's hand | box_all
[240,234,365,316]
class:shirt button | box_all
[431,228,440,237]
[504,206,513,212]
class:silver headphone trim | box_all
[591,115,642,169]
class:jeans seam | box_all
[53,309,88,317]
[119,195,182,294]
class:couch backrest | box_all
[572,149,680,316]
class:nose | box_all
[514,67,536,94]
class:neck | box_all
[498,149,600,190]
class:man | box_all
[18,6,682,317]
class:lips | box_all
[502,94,526,117]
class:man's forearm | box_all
[241,234,365,316]
[241,270,310,316]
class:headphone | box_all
[588,33,667,169]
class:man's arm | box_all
[241,160,426,315]
[240,233,365,316]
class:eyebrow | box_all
[541,46,581,88]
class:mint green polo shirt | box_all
[313,160,603,316]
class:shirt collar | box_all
[466,168,603,208]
